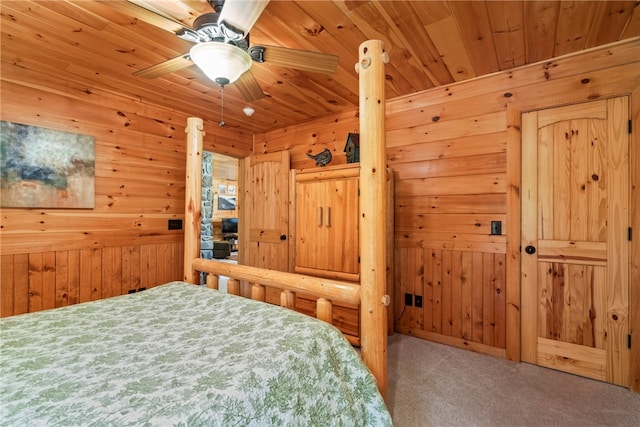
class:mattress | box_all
[1,281,391,426]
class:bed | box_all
[1,39,391,425]
[1,281,391,425]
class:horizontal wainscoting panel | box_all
[386,111,507,148]
[387,132,507,165]
[1,242,184,318]
[396,194,506,215]
[396,233,506,254]
[1,216,185,255]
[396,213,507,235]
[395,173,507,197]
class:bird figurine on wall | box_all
[306,148,332,167]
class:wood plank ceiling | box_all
[1,1,639,134]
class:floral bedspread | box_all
[1,281,391,426]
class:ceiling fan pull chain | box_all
[219,85,225,127]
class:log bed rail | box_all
[192,258,360,326]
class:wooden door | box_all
[294,165,360,281]
[239,151,290,272]
[521,97,630,386]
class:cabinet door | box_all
[295,179,325,271]
[324,177,359,275]
[295,175,359,280]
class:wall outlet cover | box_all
[490,220,502,235]
[404,293,413,307]
[415,295,423,308]
[168,219,183,230]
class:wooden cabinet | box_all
[290,163,394,345]
[292,164,361,342]
[294,164,360,281]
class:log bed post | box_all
[357,39,389,397]
[184,117,204,284]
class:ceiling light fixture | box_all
[189,42,252,86]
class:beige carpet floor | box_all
[386,334,640,427]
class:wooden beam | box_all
[183,117,203,283]
[191,258,361,305]
[357,39,388,398]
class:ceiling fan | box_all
[125,0,340,101]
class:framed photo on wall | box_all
[218,195,236,210]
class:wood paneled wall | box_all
[1,68,252,317]
[1,243,182,317]
[255,38,640,375]
[255,109,359,170]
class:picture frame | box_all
[218,195,236,210]
[0,121,95,208]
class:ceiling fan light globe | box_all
[189,42,251,85]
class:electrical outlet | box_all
[168,219,183,230]
[490,220,502,235]
[415,295,423,308]
[404,293,413,307]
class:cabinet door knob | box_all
[280,234,287,241]
[524,245,536,254]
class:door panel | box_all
[239,151,290,273]
[522,97,629,386]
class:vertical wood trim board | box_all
[629,88,640,393]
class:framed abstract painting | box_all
[0,121,95,208]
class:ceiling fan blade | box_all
[121,0,192,34]
[235,70,266,101]
[259,45,339,75]
[218,0,269,34]
[134,54,193,78]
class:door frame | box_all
[505,90,640,392]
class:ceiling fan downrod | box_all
[207,0,224,14]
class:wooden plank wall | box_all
[0,66,252,317]
[1,243,182,316]
[255,39,640,365]
[255,109,360,170]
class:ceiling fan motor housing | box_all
[177,11,248,50]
